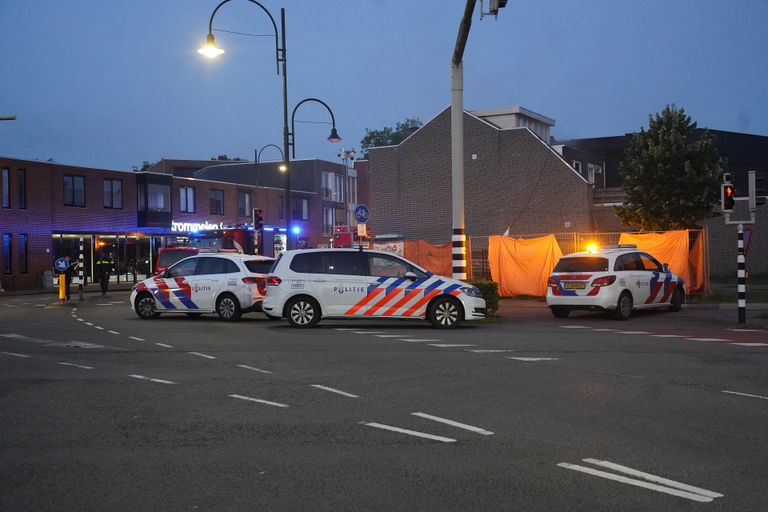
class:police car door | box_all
[625,252,651,306]
[638,253,667,305]
[361,253,427,318]
[189,257,229,311]
[161,257,202,311]
[316,251,369,316]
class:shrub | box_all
[466,279,499,315]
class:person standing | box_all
[95,254,115,297]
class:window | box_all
[321,172,344,202]
[348,175,357,205]
[17,169,26,209]
[587,163,596,184]
[64,175,85,207]
[210,189,224,215]
[180,186,195,213]
[2,233,10,274]
[197,257,235,275]
[289,251,367,275]
[572,160,582,173]
[278,196,284,219]
[322,207,335,235]
[292,198,309,220]
[147,183,170,212]
[237,191,251,217]
[1,168,8,208]
[19,234,27,274]
[103,179,123,209]
[554,257,608,272]
[168,257,199,277]
[244,259,275,274]
[614,253,643,271]
[334,173,343,202]
[321,172,333,200]
[368,253,427,279]
[639,253,662,271]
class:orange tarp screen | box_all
[619,230,704,292]
[403,240,453,277]
[488,235,563,297]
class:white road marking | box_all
[334,328,357,331]
[129,336,145,341]
[729,328,765,332]
[401,339,441,342]
[412,412,494,435]
[730,342,768,347]
[189,351,216,360]
[615,331,652,335]
[36,304,47,308]
[582,458,723,499]
[592,328,617,332]
[557,462,719,503]
[560,325,590,329]
[429,344,475,348]
[84,322,94,326]
[353,331,384,334]
[310,384,359,398]
[376,335,408,338]
[467,349,516,353]
[107,330,119,335]
[359,422,456,443]
[94,326,105,330]
[237,364,273,374]
[58,362,94,370]
[229,394,289,408]
[155,343,174,348]
[2,351,31,358]
[651,334,684,338]
[722,390,768,401]
[507,357,560,362]
[686,337,730,342]
[129,374,177,385]
[77,318,85,322]
[96,303,113,306]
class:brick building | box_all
[0,156,363,290]
[366,107,594,242]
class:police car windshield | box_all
[554,257,609,272]
[245,259,274,274]
[158,250,195,267]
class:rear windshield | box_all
[245,259,275,274]
[554,257,609,272]
[268,253,282,274]
[158,250,195,267]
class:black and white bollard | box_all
[737,224,746,325]
[78,237,85,301]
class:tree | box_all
[614,104,724,231]
[211,155,245,161]
[360,117,422,156]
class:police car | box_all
[546,245,685,320]
[131,253,274,321]
[262,249,486,329]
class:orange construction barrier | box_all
[488,235,563,297]
[403,240,453,277]
[619,230,704,293]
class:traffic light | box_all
[721,183,735,212]
[252,208,264,230]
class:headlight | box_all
[459,286,482,298]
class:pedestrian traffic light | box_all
[721,183,735,212]
[252,208,264,230]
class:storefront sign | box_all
[171,220,224,233]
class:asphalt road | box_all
[1,293,767,511]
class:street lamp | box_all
[288,97,341,158]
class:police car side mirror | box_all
[162,270,172,278]
[662,263,670,273]
[404,271,418,281]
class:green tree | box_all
[615,104,724,231]
[360,117,422,156]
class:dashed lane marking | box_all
[155,343,174,348]
[722,390,768,401]
[412,412,494,435]
[686,337,731,342]
[429,344,475,348]
[507,357,560,362]
[129,374,177,385]
[107,330,119,335]
[359,422,456,443]
[467,349,517,353]
[58,362,94,370]
[129,336,145,341]
[310,384,359,398]
[400,339,441,342]
[2,351,31,358]
[237,364,273,374]
[650,334,685,338]
[730,342,768,347]
[560,325,590,329]
[189,351,216,360]
[376,335,409,338]
[353,331,385,334]
[615,331,652,335]
[94,326,104,330]
[229,394,289,408]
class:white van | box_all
[262,249,486,329]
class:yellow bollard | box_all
[59,274,66,301]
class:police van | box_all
[131,252,274,321]
[262,249,486,328]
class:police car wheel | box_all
[551,306,570,318]
[135,293,159,320]
[216,293,242,322]
[286,296,321,328]
[670,288,683,312]
[612,292,633,321]
[427,296,463,329]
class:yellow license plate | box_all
[563,282,586,290]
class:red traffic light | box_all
[721,184,735,211]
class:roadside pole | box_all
[78,237,84,301]
[737,224,746,324]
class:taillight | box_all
[242,277,260,284]
[267,276,282,286]
[591,275,616,287]
[547,277,558,288]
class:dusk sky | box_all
[1,0,766,171]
